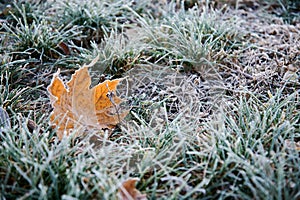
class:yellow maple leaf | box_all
[47,56,128,140]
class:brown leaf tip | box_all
[118,178,147,200]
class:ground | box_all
[0,0,299,199]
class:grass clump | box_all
[0,67,37,114]
[0,116,134,199]
[53,0,140,47]
[2,2,80,62]
[134,3,241,71]
[197,90,300,199]
[122,89,300,199]
[264,0,300,24]
[79,29,142,77]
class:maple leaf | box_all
[47,56,128,140]
[118,178,147,200]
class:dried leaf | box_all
[47,56,128,140]
[118,178,147,200]
[57,42,70,55]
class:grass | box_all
[0,0,299,199]
[135,4,240,68]
[264,0,300,24]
